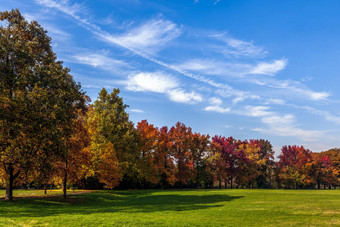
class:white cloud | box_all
[168,89,203,103]
[129,109,144,113]
[261,114,295,125]
[126,72,178,93]
[250,58,287,76]
[35,0,83,17]
[292,105,340,125]
[209,97,222,105]
[253,114,324,142]
[72,53,128,71]
[265,98,286,105]
[125,72,203,104]
[176,58,252,77]
[243,106,273,117]
[204,105,230,113]
[110,19,181,55]
[210,33,267,57]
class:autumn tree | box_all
[90,88,137,188]
[191,132,210,188]
[212,136,247,189]
[0,9,85,200]
[169,122,194,188]
[136,120,159,186]
[239,139,274,188]
[277,145,313,189]
[154,126,176,189]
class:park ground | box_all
[0,189,339,226]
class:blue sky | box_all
[3,0,340,156]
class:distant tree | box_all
[191,132,210,189]
[169,122,194,188]
[155,126,176,189]
[319,149,340,188]
[212,136,247,189]
[91,88,138,188]
[0,9,85,200]
[239,139,274,188]
[277,145,312,189]
[136,120,159,186]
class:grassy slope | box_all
[0,189,339,226]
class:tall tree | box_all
[212,136,247,189]
[0,9,85,200]
[277,145,312,188]
[191,132,210,188]
[154,126,176,189]
[136,120,159,186]
[169,122,194,188]
[92,88,137,188]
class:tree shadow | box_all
[0,190,243,219]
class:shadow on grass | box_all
[0,190,243,218]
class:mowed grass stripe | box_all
[0,189,339,226]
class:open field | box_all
[0,189,339,226]
[0,189,91,199]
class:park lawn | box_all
[0,189,339,226]
[0,189,92,198]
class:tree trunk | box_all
[63,169,67,199]
[83,178,86,189]
[218,180,221,189]
[196,161,200,189]
[224,180,227,189]
[44,184,47,195]
[317,181,320,189]
[230,177,233,189]
[5,165,14,201]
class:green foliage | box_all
[90,88,138,188]
[0,9,85,200]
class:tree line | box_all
[0,10,339,201]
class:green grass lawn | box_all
[0,189,90,198]
[0,189,339,226]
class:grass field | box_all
[0,189,91,198]
[0,189,339,226]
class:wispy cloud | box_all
[176,58,287,77]
[109,18,181,55]
[253,78,330,101]
[214,0,221,5]
[291,105,340,124]
[243,106,273,117]
[129,108,144,113]
[210,33,267,58]
[126,72,178,93]
[209,97,223,106]
[125,72,202,104]
[204,97,230,113]
[204,105,230,113]
[250,58,287,76]
[72,52,129,72]
[168,89,203,104]
[253,114,324,142]
[35,0,84,17]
